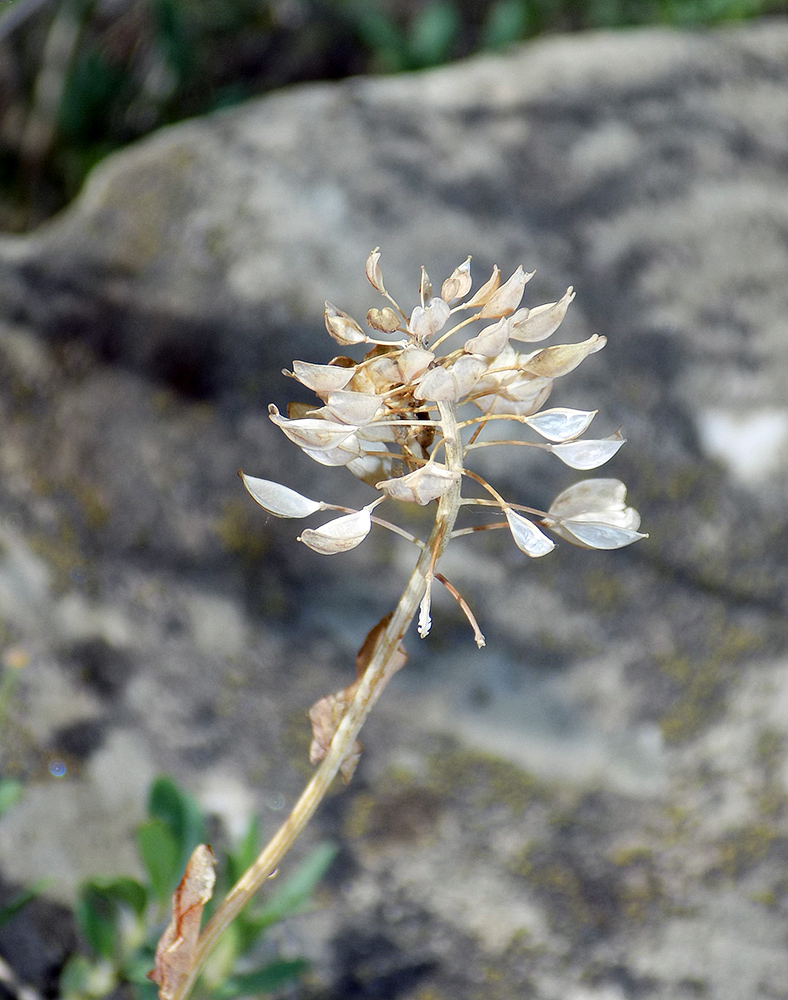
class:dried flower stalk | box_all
[157,249,646,1000]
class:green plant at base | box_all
[60,775,335,1000]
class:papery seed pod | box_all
[521,334,606,378]
[365,247,385,292]
[441,256,472,303]
[505,508,556,557]
[347,449,397,487]
[465,265,501,308]
[325,390,382,425]
[464,318,511,358]
[269,404,359,450]
[409,298,451,341]
[415,355,487,402]
[549,430,625,470]
[302,434,363,467]
[546,479,646,549]
[239,472,324,518]
[419,267,433,304]
[523,407,597,442]
[324,303,367,346]
[473,372,553,416]
[480,266,534,319]
[292,360,356,394]
[298,508,372,554]
[398,345,434,382]
[367,307,401,332]
[376,464,460,505]
[510,287,576,343]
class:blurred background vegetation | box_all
[0,0,785,232]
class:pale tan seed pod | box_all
[509,287,576,342]
[465,265,501,308]
[298,508,372,554]
[480,266,534,318]
[268,404,358,451]
[441,256,472,303]
[324,303,367,346]
[463,317,511,358]
[521,334,606,378]
[367,307,401,332]
[365,247,385,292]
[291,360,356,394]
[376,464,460,505]
[419,267,433,304]
[398,345,434,382]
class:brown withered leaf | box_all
[308,614,407,783]
[148,845,216,1000]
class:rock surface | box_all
[1,18,788,1000]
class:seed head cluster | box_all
[241,249,645,641]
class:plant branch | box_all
[169,401,464,1000]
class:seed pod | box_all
[367,307,401,332]
[510,287,576,342]
[324,303,366,346]
[365,247,385,292]
[376,464,460,505]
[298,508,372,554]
[480,266,534,318]
[441,256,472,303]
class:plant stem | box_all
[170,401,463,1000]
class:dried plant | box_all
[151,249,646,999]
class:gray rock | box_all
[1,19,788,1000]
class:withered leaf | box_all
[148,844,216,1000]
[308,614,407,784]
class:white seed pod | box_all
[521,334,606,378]
[509,287,576,342]
[376,464,460,505]
[346,449,397,486]
[409,297,451,341]
[523,407,597,442]
[480,266,534,318]
[463,317,511,358]
[473,374,553,416]
[325,390,382,425]
[365,247,385,292]
[465,265,501,308]
[549,478,630,520]
[298,507,372,555]
[441,256,472,303]
[292,360,355,394]
[367,307,401,332]
[549,431,625,470]
[419,267,433,303]
[301,434,362,466]
[268,404,358,451]
[239,472,324,518]
[324,303,366,346]
[398,345,434,382]
[548,518,647,550]
[415,355,487,402]
[505,508,556,557]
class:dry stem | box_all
[170,401,463,1000]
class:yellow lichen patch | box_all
[425,746,549,815]
[659,623,765,744]
[716,823,780,880]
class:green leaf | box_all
[0,879,47,929]
[136,819,180,905]
[148,775,205,875]
[76,885,119,960]
[249,843,337,933]
[407,1,461,68]
[213,959,309,1000]
[0,778,23,817]
[86,876,148,918]
[482,0,530,49]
